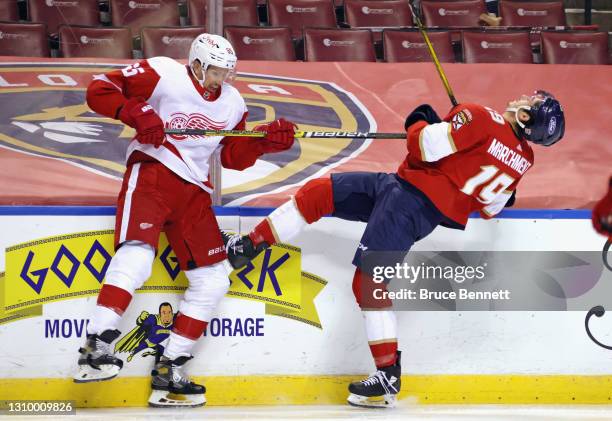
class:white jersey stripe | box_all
[119,162,141,243]
[419,122,456,162]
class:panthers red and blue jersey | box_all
[397,103,535,227]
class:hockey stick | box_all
[407,0,458,107]
[164,128,406,139]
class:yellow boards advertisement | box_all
[2,230,326,328]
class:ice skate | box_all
[347,351,401,408]
[148,355,206,407]
[222,230,268,269]
[74,329,123,383]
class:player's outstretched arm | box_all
[220,117,297,171]
[87,60,165,148]
[87,60,159,120]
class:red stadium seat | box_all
[268,0,337,39]
[110,0,179,35]
[0,22,49,56]
[59,25,132,58]
[461,31,533,63]
[225,26,295,61]
[541,31,609,64]
[27,0,99,35]
[383,29,454,62]
[304,28,375,61]
[141,26,205,59]
[421,0,486,27]
[344,0,412,28]
[0,0,19,21]
[499,1,566,28]
[188,0,259,27]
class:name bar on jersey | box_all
[487,138,531,175]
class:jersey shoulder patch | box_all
[451,108,473,131]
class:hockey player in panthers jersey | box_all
[592,176,612,240]
[225,91,565,408]
[73,33,297,408]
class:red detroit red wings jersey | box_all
[397,103,534,227]
[89,57,247,193]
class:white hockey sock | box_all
[164,331,197,360]
[267,198,308,243]
[363,310,398,342]
[87,304,122,336]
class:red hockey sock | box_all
[352,268,392,309]
[249,218,277,247]
[369,340,398,368]
[97,284,132,315]
[173,312,208,340]
[294,177,334,223]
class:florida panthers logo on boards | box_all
[0,61,374,206]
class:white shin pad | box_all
[364,310,398,343]
[267,198,308,244]
[87,241,155,335]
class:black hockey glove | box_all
[404,104,442,131]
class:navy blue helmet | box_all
[521,92,565,147]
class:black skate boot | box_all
[347,351,401,408]
[148,355,206,407]
[222,230,268,269]
[74,329,123,383]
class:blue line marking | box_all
[0,206,592,219]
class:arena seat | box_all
[225,26,295,61]
[499,1,566,28]
[462,31,533,63]
[0,0,19,21]
[421,0,486,27]
[344,0,412,28]
[27,0,99,35]
[304,27,375,61]
[383,29,454,62]
[188,0,259,27]
[59,25,132,58]
[541,31,609,64]
[0,22,49,56]
[110,0,179,35]
[141,26,205,59]
[268,0,337,39]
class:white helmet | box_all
[189,33,237,85]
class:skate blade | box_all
[347,393,397,409]
[73,364,120,383]
[148,390,206,408]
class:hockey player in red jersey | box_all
[225,91,565,408]
[74,33,297,407]
[593,177,612,240]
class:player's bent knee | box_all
[179,260,231,321]
[352,268,392,309]
[105,241,155,293]
[294,177,334,224]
